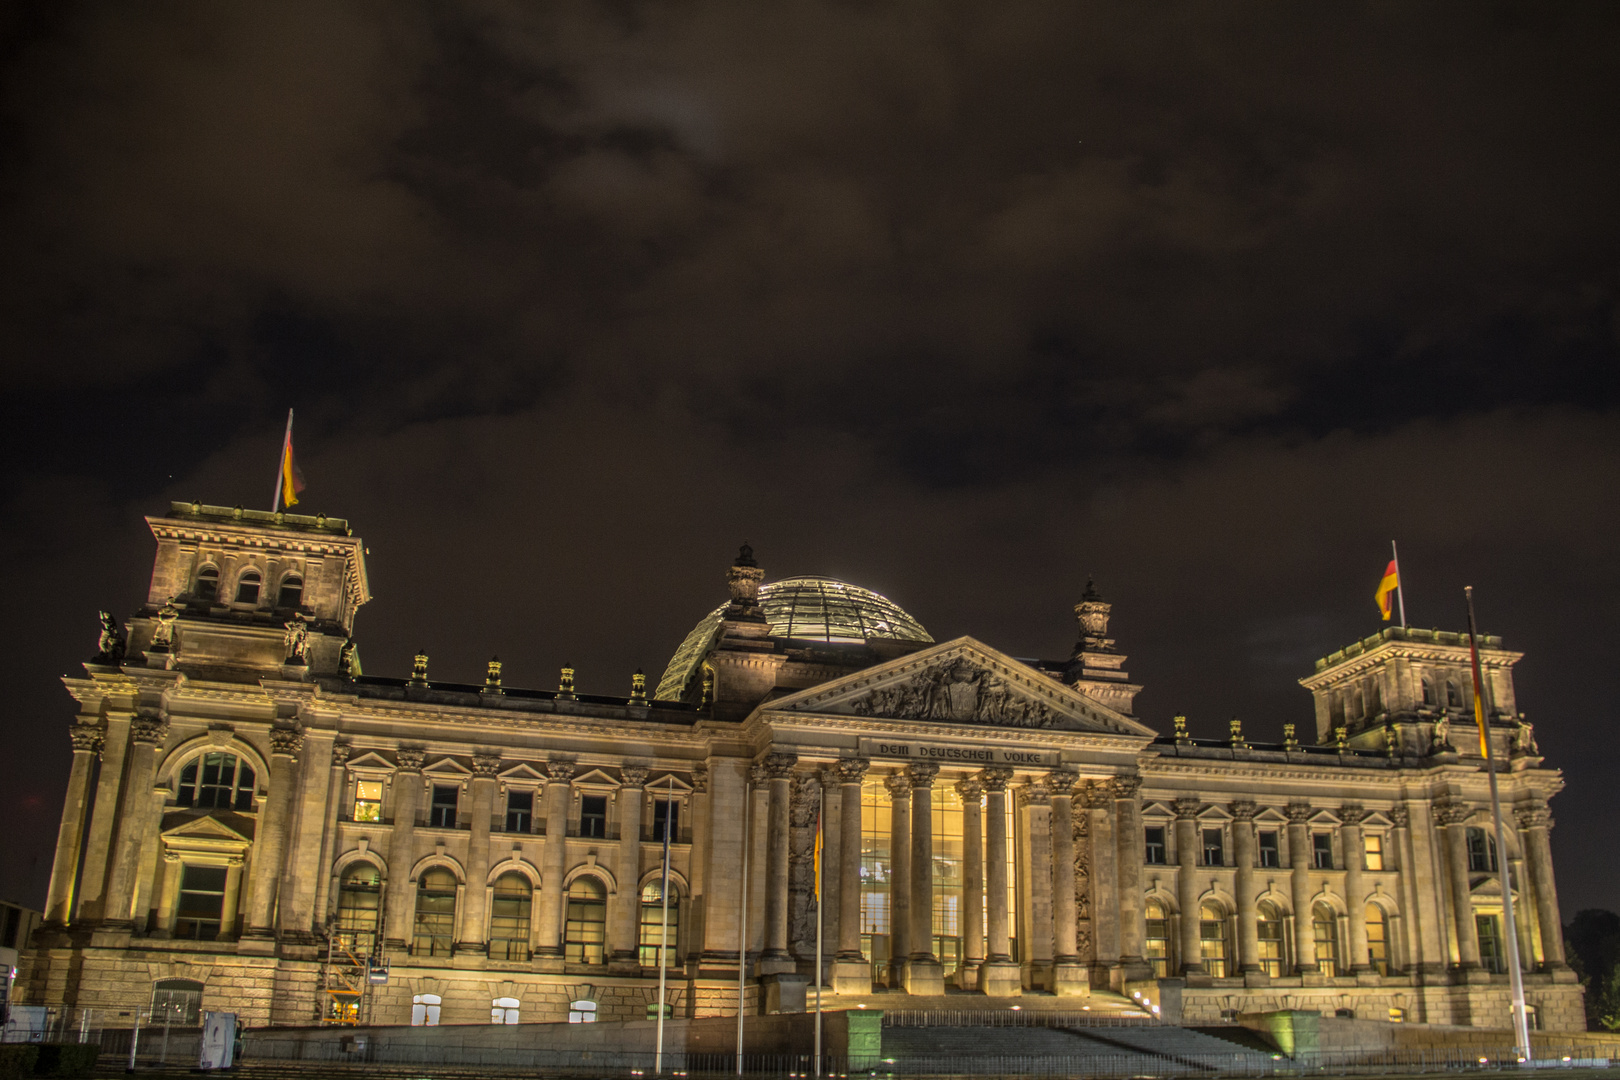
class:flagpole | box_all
[1392,540,1408,628]
[814,804,824,1079]
[1466,586,1530,1061]
[735,768,752,1077]
[271,409,294,512]
[656,773,674,1074]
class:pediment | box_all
[498,763,548,783]
[423,756,472,776]
[766,637,1155,736]
[646,773,694,794]
[346,751,395,771]
[572,768,619,788]
[162,811,255,843]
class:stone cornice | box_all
[757,708,1152,752]
[1300,638,1522,689]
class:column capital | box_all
[1337,803,1370,826]
[1516,805,1553,830]
[884,772,911,799]
[472,754,502,779]
[130,714,169,745]
[906,762,940,788]
[1389,805,1410,828]
[1433,797,1474,826]
[619,765,650,789]
[1284,800,1313,824]
[762,751,798,780]
[545,759,577,783]
[1081,779,1113,808]
[1110,774,1143,799]
[1020,777,1053,805]
[750,763,770,785]
[1171,797,1203,820]
[691,764,709,794]
[831,757,870,785]
[331,741,353,767]
[1229,799,1259,822]
[1044,769,1079,797]
[955,776,984,800]
[68,724,105,755]
[978,766,1014,792]
[395,745,427,772]
[268,725,303,758]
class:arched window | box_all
[234,570,262,605]
[491,996,520,1024]
[1446,680,1463,709]
[152,979,204,1026]
[412,868,458,956]
[1421,678,1435,706]
[1257,900,1287,977]
[175,753,256,811]
[488,873,532,961]
[1312,903,1340,976]
[336,864,382,953]
[410,993,441,1027]
[639,880,679,968]
[1367,681,1382,715]
[195,566,220,602]
[1144,899,1172,977]
[564,877,607,965]
[277,574,303,609]
[1199,902,1229,978]
[1366,903,1390,975]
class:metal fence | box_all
[881,1009,1160,1028]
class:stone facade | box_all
[18,502,1582,1030]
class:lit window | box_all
[1364,833,1385,872]
[639,880,679,968]
[580,795,607,838]
[352,780,382,822]
[1145,900,1172,977]
[1312,832,1334,869]
[174,866,228,940]
[505,790,532,833]
[1258,830,1281,868]
[491,997,520,1024]
[1199,902,1228,978]
[488,873,532,961]
[1366,904,1390,975]
[234,570,261,605]
[277,574,303,609]
[1389,1007,1406,1023]
[1202,827,1224,866]
[565,878,607,964]
[411,993,441,1026]
[567,999,597,1024]
[1144,826,1167,865]
[411,869,457,956]
[1312,903,1340,976]
[429,785,458,828]
[1257,901,1287,978]
[175,753,256,811]
[195,566,219,602]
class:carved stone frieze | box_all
[790,774,821,828]
[850,657,1056,728]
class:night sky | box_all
[2,4,1617,922]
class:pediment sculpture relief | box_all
[850,657,1056,728]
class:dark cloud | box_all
[1,1,1617,917]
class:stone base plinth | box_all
[978,959,1022,996]
[902,956,945,996]
[832,958,873,995]
[1052,961,1091,997]
[237,933,277,956]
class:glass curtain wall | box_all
[932,786,964,976]
[859,778,893,982]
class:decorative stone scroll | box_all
[850,658,1055,728]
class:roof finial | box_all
[734,542,757,568]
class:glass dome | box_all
[654,577,933,702]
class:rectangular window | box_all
[1467,827,1498,873]
[1144,906,1171,978]
[1258,830,1281,868]
[580,795,608,838]
[1144,826,1167,865]
[1200,913,1228,978]
[1312,832,1334,869]
[1364,833,1385,872]
[505,790,533,833]
[1477,913,1506,974]
[1367,910,1390,975]
[174,864,228,940]
[353,779,382,823]
[1202,828,1225,866]
[652,799,680,843]
[1257,914,1285,978]
[429,785,459,828]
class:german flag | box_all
[281,433,306,508]
[1374,560,1400,621]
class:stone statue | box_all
[1512,717,1539,756]
[338,637,359,678]
[1430,715,1453,755]
[92,611,126,665]
[150,598,181,651]
[283,613,310,664]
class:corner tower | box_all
[1063,579,1142,716]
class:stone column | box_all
[1087,780,1120,980]
[279,731,338,940]
[1436,798,1482,970]
[1231,800,1260,975]
[1517,805,1570,971]
[832,759,871,992]
[747,765,770,955]
[885,771,912,987]
[310,743,352,934]
[45,726,103,925]
[242,725,304,948]
[1113,776,1150,979]
[456,755,500,956]
[1286,802,1315,975]
[687,765,710,963]
[1339,804,1371,973]
[1173,798,1204,975]
[904,763,944,994]
[819,766,842,961]
[383,747,426,950]
[761,752,797,970]
[609,766,648,972]
[75,713,131,921]
[978,768,1019,995]
[535,761,572,967]
[218,859,245,941]
[98,715,167,929]
[957,776,985,986]
[1048,771,1087,995]
[154,854,182,934]
[1399,802,1447,975]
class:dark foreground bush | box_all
[31,1044,98,1078]
[0,1045,39,1080]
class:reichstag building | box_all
[18,503,1582,1031]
